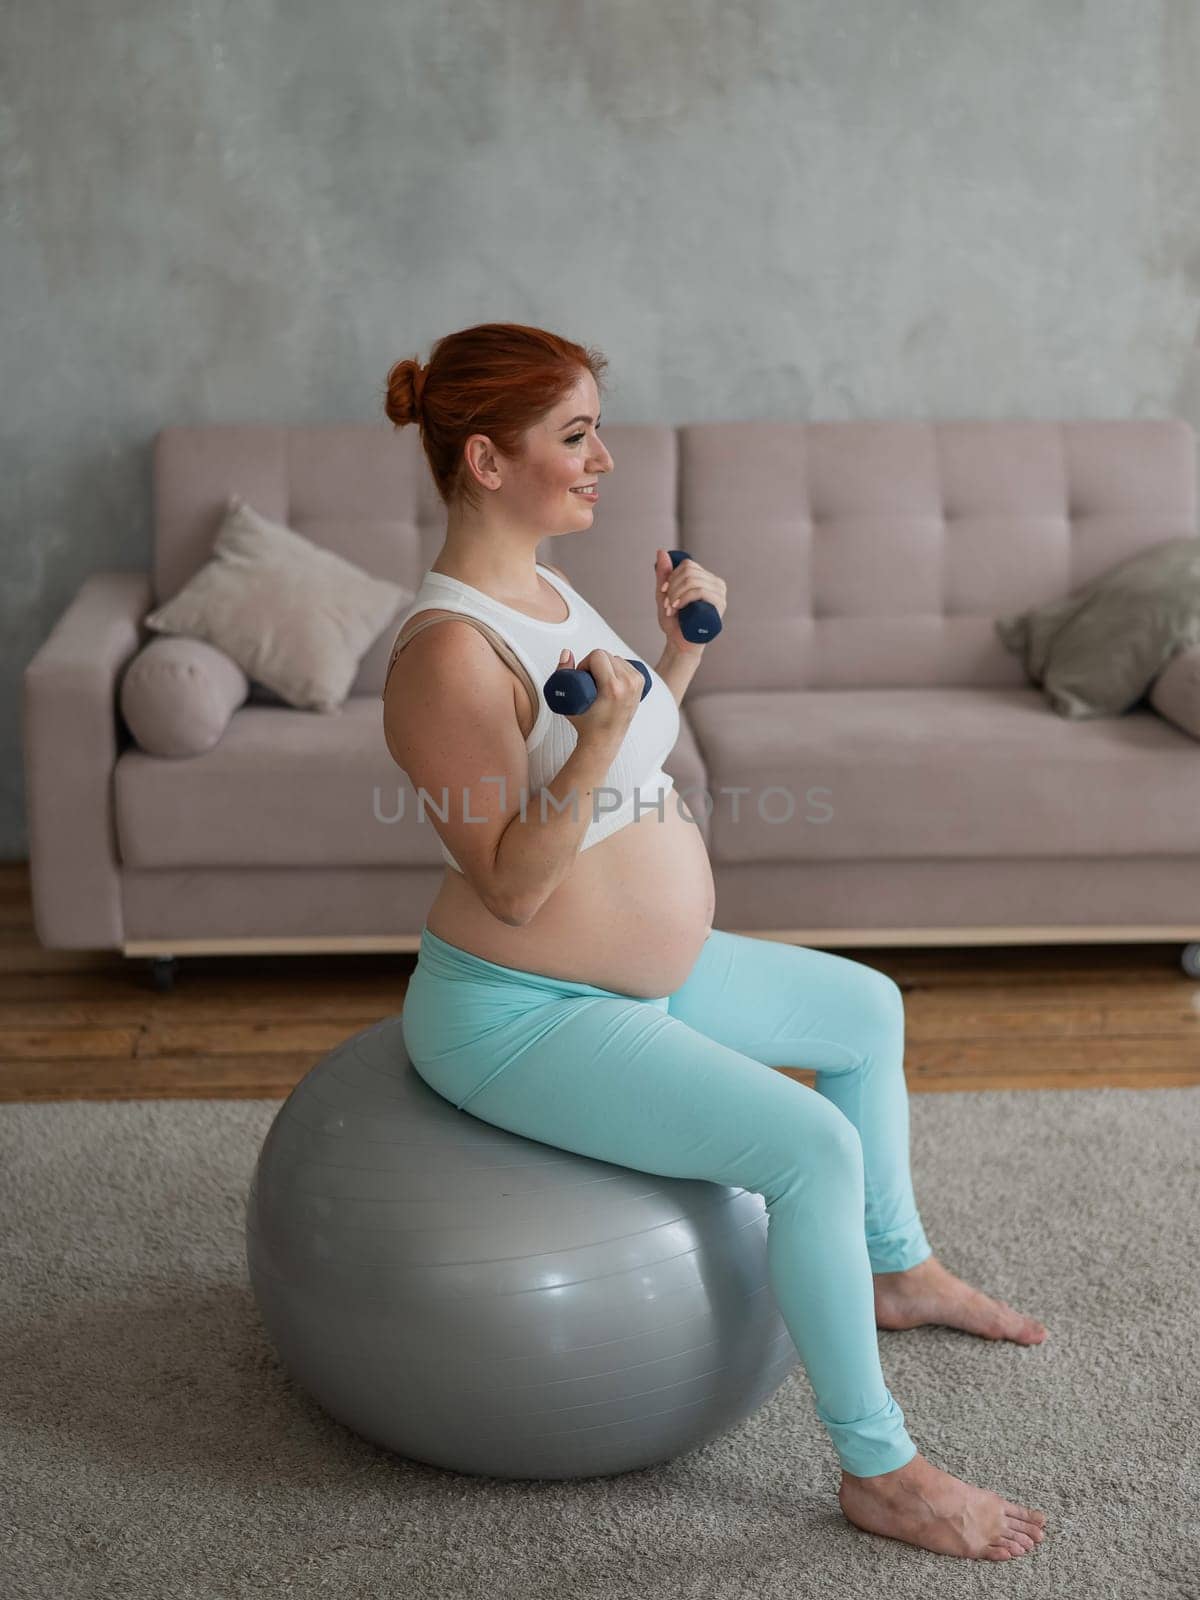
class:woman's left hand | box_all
[654,549,727,653]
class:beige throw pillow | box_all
[143,496,411,712]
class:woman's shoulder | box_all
[382,608,486,699]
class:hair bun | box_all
[385,356,427,428]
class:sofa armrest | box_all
[22,572,153,948]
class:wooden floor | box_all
[2,863,1197,1103]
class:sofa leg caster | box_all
[1181,943,1200,979]
[149,956,178,992]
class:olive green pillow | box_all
[995,536,1200,718]
[1150,642,1200,740]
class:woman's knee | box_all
[835,956,902,1018]
[837,961,905,1057]
[764,1086,865,1199]
[812,1088,866,1165]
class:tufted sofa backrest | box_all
[153,417,1196,698]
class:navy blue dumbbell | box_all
[663,548,723,644]
[542,549,723,716]
[543,657,651,716]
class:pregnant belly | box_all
[426,787,716,997]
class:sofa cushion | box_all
[143,494,411,712]
[113,699,711,869]
[112,686,1200,871]
[685,686,1200,863]
[119,636,249,757]
[995,534,1200,718]
[1150,642,1200,741]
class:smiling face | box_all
[461,368,613,533]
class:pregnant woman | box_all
[381,321,1048,1563]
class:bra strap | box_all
[382,611,541,725]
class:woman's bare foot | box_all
[873,1255,1047,1344]
[839,1452,1048,1561]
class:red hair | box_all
[383,322,609,511]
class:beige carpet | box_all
[2,1082,1198,1600]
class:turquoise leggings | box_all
[401,924,933,1478]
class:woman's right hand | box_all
[558,647,644,750]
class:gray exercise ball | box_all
[245,1015,798,1480]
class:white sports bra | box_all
[383,562,680,873]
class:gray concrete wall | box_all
[5,0,1199,861]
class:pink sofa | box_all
[23,417,1200,985]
